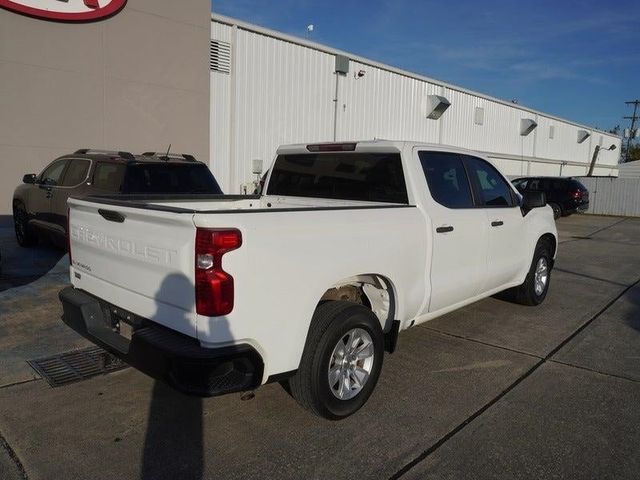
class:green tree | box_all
[625,144,640,162]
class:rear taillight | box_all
[195,228,242,316]
[66,208,72,265]
[570,190,583,199]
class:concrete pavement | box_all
[0,215,638,479]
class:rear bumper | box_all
[564,200,589,214]
[59,286,263,397]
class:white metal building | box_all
[209,14,621,194]
[618,160,640,178]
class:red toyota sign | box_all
[0,0,127,21]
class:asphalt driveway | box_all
[0,215,639,480]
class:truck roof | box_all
[275,140,486,157]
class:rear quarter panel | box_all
[194,205,428,380]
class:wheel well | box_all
[319,274,396,334]
[539,233,556,262]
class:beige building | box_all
[0,0,212,221]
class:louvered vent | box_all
[210,40,231,74]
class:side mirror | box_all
[522,191,546,210]
[23,174,37,184]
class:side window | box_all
[60,159,90,187]
[528,179,541,191]
[512,178,528,190]
[463,155,514,207]
[39,160,68,186]
[419,151,473,209]
[93,163,126,192]
[552,180,566,191]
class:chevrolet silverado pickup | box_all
[60,141,557,419]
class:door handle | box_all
[491,221,504,227]
[99,209,126,223]
[436,225,454,233]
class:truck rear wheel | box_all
[287,301,384,419]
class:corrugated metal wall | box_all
[618,160,640,178]
[210,16,622,193]
[576,177,640,217]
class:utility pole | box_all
[623,99,640,161]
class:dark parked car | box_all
[511,176,589,220]
[12,149,222,248]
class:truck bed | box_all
[67,193,426,379]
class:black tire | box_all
[13,203,38,247]
[287,301,384,420]
[511,241,552,306]
[549,202,561,220]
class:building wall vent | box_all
[577,129,590,143]
[210,40,231,74]
[426,95,451,120]
[520,118,538,136]
[549,125,555,139]
[474,107,484,125]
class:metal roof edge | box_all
[211,13,621,140]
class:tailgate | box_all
[68,198,197,337]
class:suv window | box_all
[512,178,528,190]
[123,163,222,194]
[463,155,514,207]
[39,160,68,186]
[267,153,408,204]
[60,159,90,187]
[93,162,126,192]
[419,151,473,209]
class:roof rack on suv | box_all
[74,149,135,161]
[141,152,197,162]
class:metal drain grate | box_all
[28,346,128,387]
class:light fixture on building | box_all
[577,129,590,143]
[520,118,538,136]
[425,95,451,120]
[335,55,349,75]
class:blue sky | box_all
[212,0,640,132]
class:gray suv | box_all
[12,149,222,248]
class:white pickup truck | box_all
[60,140,557,419]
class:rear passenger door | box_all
[418,151,488,313]
[462,155,526,291]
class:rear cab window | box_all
[266,152,408,203]
[123,163,222,194]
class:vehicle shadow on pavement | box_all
[0,227,67,292]
[626,284,640,332]
[140,272,233,480]
[140,381,203,480]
